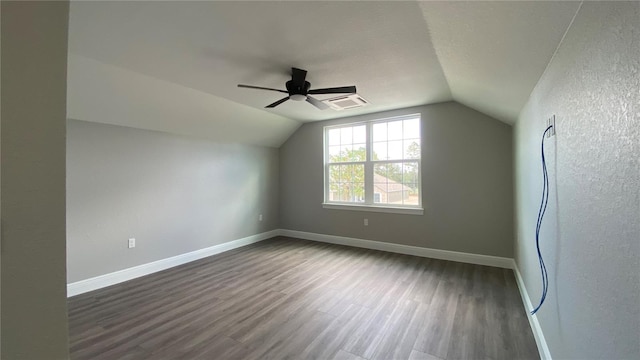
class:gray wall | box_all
[1,2,70,358]
[280,102,514,257]
[514,2,639,359]
[67,120,279,282]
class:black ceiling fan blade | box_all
[238,84,288,93]
[265,96,290,108]
[291,67,307,85]
[308,86,357,95]
[306,95,329,110]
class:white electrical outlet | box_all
[364,218,368,226]
[259,214,263,221]
[128,238,136,248]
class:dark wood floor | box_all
[68,236,539,360]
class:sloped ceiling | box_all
[419,1,580,123]
[67,1,581,147]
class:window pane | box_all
[403,183,419,205]
[387,120,403,140]
[351,144,366,161]
[372,142,387,160]
[374,183,388,204]
[351,183,365,203]
[353,125,366,143]
[388,163,403,183]
[329,164,341,183]
[348,164,364,183]
[373,167,388,204]
[328,128,340,146]
[339,145,353,161]
[403,118,420,139]
[340,166,346,184]
[404,140,420,159]
[374,163,388,178]
[340,127,352,144]
[387,140,403,160]
[328,164,342,202]
[373,122,387,142]
[374,162,406,204]
[329,145,341,162]
[332,183,349,201]
[402,162,419,184]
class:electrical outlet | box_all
[259,214,263,221]
[364,218,368,226]
[128,238,136,248]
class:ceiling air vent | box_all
[323,94,369,111]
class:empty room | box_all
[1,1,638,360]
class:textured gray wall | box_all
[1,2,70,358]
[67,120,279,282]
[280,102,514,257]
[514,2,639,359]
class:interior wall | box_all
[67,120,279,283]
[514,2,639,359]
[1,1,70,358]
[279,101,514,257]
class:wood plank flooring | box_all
[68,237,539,359]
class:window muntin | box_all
[324,115,421,209]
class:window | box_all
[324,114,422,214]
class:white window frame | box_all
[323,114,423,215]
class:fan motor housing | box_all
[286,80,311,95]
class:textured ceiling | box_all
[67,1,581,146]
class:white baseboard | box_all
[512,260,552,360]
[67,230,279,297]
[279,229,514,269]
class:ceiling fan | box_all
[238,67,356,110]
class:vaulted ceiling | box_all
[67,1,581,147]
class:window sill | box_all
[322,203,424,215]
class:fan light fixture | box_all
[289,94,307,101]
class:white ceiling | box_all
[419,1,580,123]
[67,1,581,147]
